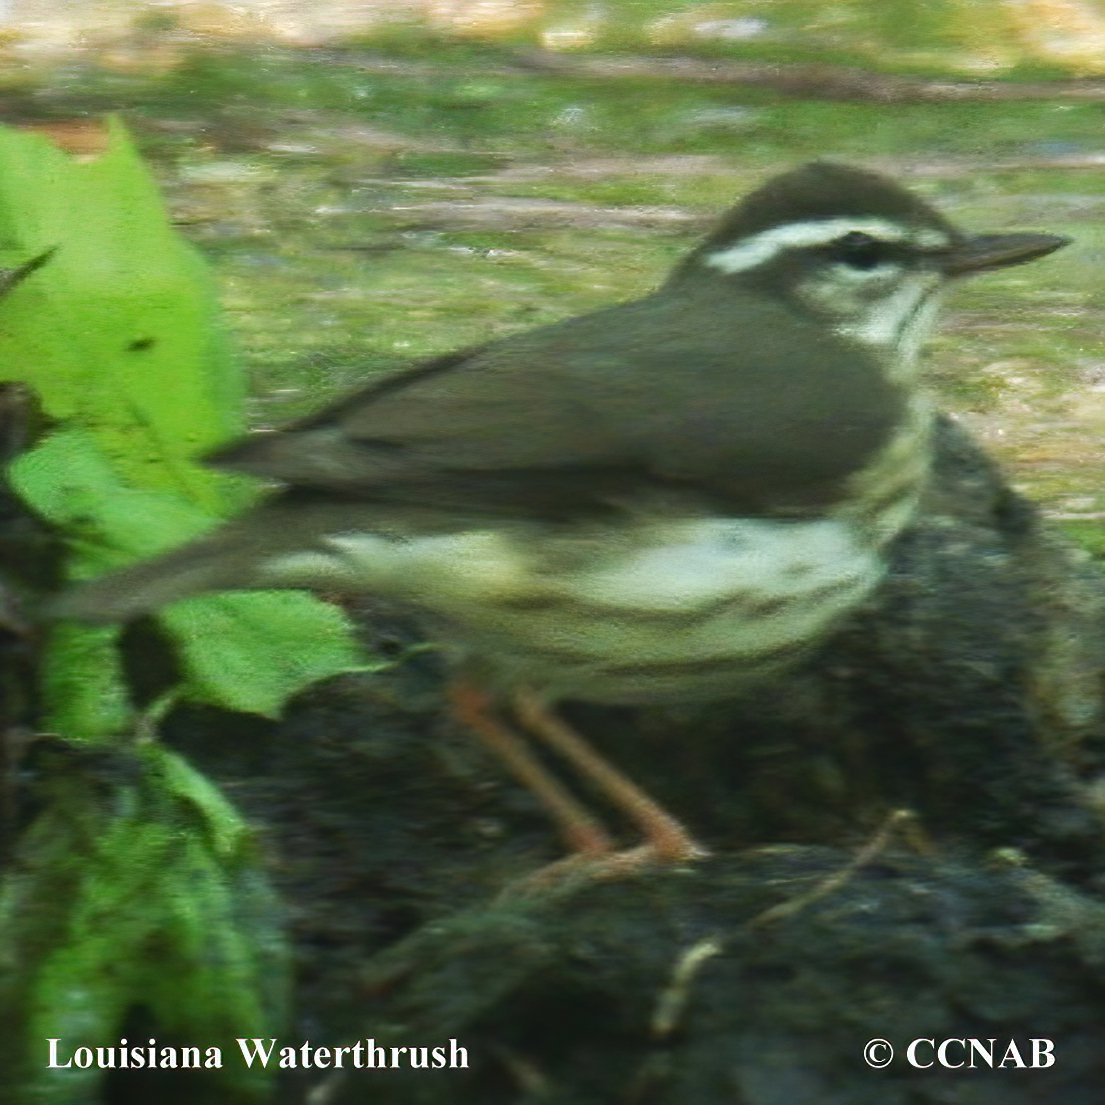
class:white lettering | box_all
[967,1038,996,1068]
[1033,1039,1056,1068]
[236,1038,276,1069]
[46,1039,70,1069]
[363,1039,387,1068]
[937,1039,966,1068]
[998,1040,1027,1069]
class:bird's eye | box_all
[828,231,886,270]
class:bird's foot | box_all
[497,838,710,901]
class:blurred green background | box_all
[3,0,1103,542]
[3,7,1105,1100]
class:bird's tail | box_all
[46,495,431,625]
[47,527,265,625]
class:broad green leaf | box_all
[10,428,367,721]
[162,591,371,717]
[8,428,223,579]
[0,120,369,725]
[0,118,244,512]
[0,247,55,300]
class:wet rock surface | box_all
[158,415,1105,1104]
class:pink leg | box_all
[513,688,706,863]
[449,682,614,856]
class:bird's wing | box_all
[210,290,903,517]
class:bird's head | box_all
[670,162,1068,377]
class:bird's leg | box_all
[512,688,707,862]
[448,681,614,856]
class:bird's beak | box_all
[940,232,1070,276]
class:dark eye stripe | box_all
[827,231,890,270]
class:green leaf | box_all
[0,120,370,725]
[0,118,245,513]
[8,428,223,579]
[0,247,56,300]
[0,746,288,1104]
[10,428,368,721]
[162,591,370,718]
[38,623,132,742]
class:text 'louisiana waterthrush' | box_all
[54,163,1069,869]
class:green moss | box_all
[1056,521,1105,560]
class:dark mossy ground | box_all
[118,418,1105,1105]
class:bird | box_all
[52,162,1069,872]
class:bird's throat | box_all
[836,284,945,383]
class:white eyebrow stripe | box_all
[703,217,951,274]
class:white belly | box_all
[261,514,885,704]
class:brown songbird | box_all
[52,162,1069,869]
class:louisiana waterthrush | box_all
[54,162,1068,868]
